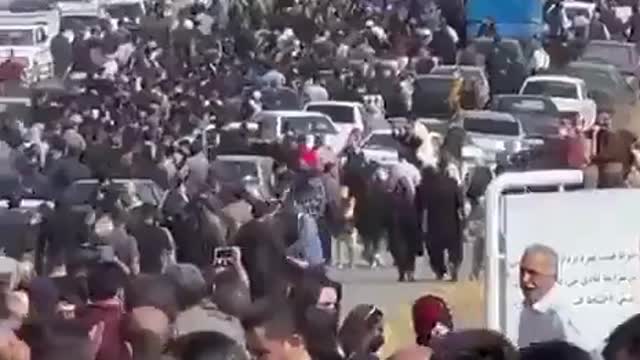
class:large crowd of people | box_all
[0,0,638,358]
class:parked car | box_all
[458,110,525,154]
[519,75,597,128]
[251,110,349,152]
[412,74,459,119]
[303,100,370,141]
[63,178,165,208]
[541,61,637,126]
[490,94,561,136]
[580,40,640,78]
[359,127,404,166]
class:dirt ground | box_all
[383,280,485,356]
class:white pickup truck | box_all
[519,75,597,129]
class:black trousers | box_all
[391,238,416,274]
[316,217,332,262]
[389,228,419,274]
[53,61,69,78]
[426,235,463,276]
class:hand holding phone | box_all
[213,246,240,268]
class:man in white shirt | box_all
[517,244,586,350]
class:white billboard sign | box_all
[494,189,640,351]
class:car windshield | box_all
[522,81,578,98]
[582,44,637,70]
[495,97,557,114]
[0,30,33,46]
[64,181,160,206]
[282,116,337,135]
[414,77,454,94]
[105,3,143,19]
[0,102,29,122]
[566,66,625,92]
[363,132,399,150]
[473,39,523,60]
[512,112,558,135]
[464,118,520,136]
[61,16,101,32]
[431,67,483,82]
[565,7,590,19]
[305,105,354,124]
[211,160,259,183]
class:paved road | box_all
[328,243,484,356]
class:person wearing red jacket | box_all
[298,134,319,170]
[76,262,131,360]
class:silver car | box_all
[457,111,526,168]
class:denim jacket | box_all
[287,212,325,265]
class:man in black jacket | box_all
[50,29,73,78]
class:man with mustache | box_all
[517,244,584,350]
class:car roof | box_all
[256,110,330,118]
[417,117,450,124]
[215,155,273,163]
[493,94,554,101]
[0,24,40,29]
[566,61,616,70]
[415,74,458,81]
[0,97,30,104]
[368,128,393,135]
[304,101,361,107]
[432,65,484,72]
[564,1,595,9]
[474,36,519,44]
[0,199,52,208]
[104,0,142,5]
[72,178,158,185]
[462,110,517,121]
[523,75,584,84]
[587,40,634,48]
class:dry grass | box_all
[382,280,485,357]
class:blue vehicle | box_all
[466,0,544,40]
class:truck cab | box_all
[101,0,145,29]
[519,75,597,129]
[0,0,60,83]
[58,0,106,32]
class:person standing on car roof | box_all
[429,16,457,65]
[626,4,640,43]
[589,8,612,40]
[50,28,74,78]
[544,0,571,40]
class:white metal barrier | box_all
[484,170,584,329]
